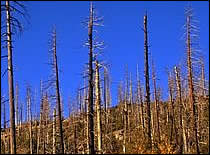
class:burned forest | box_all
[1,1,209,154]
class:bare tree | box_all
[53,108,56,154]
[95,60,102,154]
[136,65,145,133]
[5,1,16,153]
[199,57,205,97]
[185,7,200,154]
[174,66,187,153]
[51,28,64,154]
[151,60,160,143]
[37,80,44,154]
[167,70,178,145]
[1,1,29,153]
[87,3,95,154]
[143,13,152,149]
[26,85,33,154]
[15,83,19,126]
[123,79,128,154]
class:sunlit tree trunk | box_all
[200,59,205,97]
[123,81,128,154]
[73,114,78,154]
[6,1,16,153]
[26,86,33,154]
[95,61,102,154]
[126,71,131,143]
[168,71,178,145]
[152,61,160,143]
[186,15,200,154]
[53,108,56,154]
[15,83,19,126]
[174,66,187,153]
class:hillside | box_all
[1,95,209,154]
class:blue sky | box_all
[1,1,209,121]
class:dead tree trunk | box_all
[86,89,90,154]
[15,83,20,137]
[140,86,145,132]
[200,60,205,97]
[168,71,178,145]
[30,101,33,154]
[186,15,200,154]
[82,72,89,154]
[152,61,160,143]
[104,68,107,124]
[136,64,144,132]
[73,113,78,154]
[103,68,108,152]
[6,1,16,153]
[52,28,64,154]
[35,117,38,154]
[15,83,19,126]
[127,72,131,143]
[19,101,23,136]
[174,66,187,153]
[87,2,95,154]
[123,75,128,154]
[95,61,102,154]
[26,86,33,154]
[129,73,133,115]
[53,108,56,154]
[37,80,43,154]
[143,14,152,149]
[123,99,128,154]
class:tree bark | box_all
[87,2,95,154]
[174,66,187,153]
[15,83,19,126]
[6,1,16,153]
[27,86,33,154]
[168,71,178,145]
[200,60,205,97]
[53,108,56,154]
[52,28,64,154]
[186,15,200,154]
[152,61,160,143]
[123,76,128,154]
[143,14,152,149]
[95,61,102,154]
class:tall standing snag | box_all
[143,13,152,149]
[6,1,16,153]
[186,10,200,154]
[174,66,187,153]
[53,108,56,154]
[167,71,178,145]
[87,3,95,154]
[123,77,128,154]
[95,61,102,153]
[2,1,29,153]
[26,85,33,154]
[52,28,64,154]
[152,60,160,143]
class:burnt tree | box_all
[52,28,64,154]
[186,8,200,154]
[143,13,152,149]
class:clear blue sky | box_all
[1,1,209,121]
